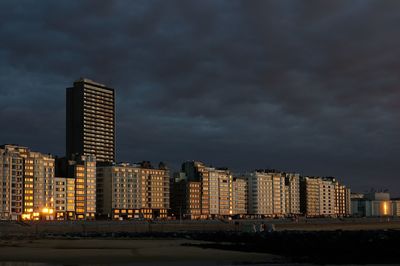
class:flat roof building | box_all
[0,145,55,221]
[285,173,301,216]
[209,168,232,217]
[54,177,75,220]
[66,78,115,163]
[55,155,96,220]
[0,145,24,220]
[97,162,170,220]
[300,177,336,217]
[231,177,247,216]
[246,170,286,217]
[170,172,202,220]
[180,161,211,218]
[351,191,394,217]
[174,161,247,219]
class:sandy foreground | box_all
[0,238,284,265]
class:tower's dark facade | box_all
[66,78,115,163]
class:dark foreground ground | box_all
[0,238,284,265]
[0,231,400,265]
[0,219,400,265]
[187,230,400,264]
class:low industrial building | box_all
[351,192,396,217]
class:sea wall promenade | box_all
[1,217,400,238]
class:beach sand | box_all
[0,239,284,265]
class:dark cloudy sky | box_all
[0,0,399,195]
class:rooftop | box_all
[74,77,107,88]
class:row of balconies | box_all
[84,110,114,120]
[83,89,114,99]
[84,100,114,111]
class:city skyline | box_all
[1,1,400,196]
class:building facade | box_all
[246,171,286,217]
[392,199,400,217]
[335,183,351,217]
[351,192,394,217]
[0,145,24,220]
[66,78,115,163]
[209,168,232,217]
[247,171,273,216]
[301,177,343,217]
[54,177,75,220]
[24,151,55,220]
[0,145,56,221]
[55,155,96,220]
[172,162,248,219]
[181,161,211,218]
[74,155,96,220]
[97,162,170,220]
[285,173,301,216]
[170,172,202,220]
[231,177,247,216]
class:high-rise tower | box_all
[66,78,115,163]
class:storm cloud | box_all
[0,0,400,195]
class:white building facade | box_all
[246,171,286,217]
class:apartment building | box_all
[0,145,24,220]
[231,177,247,216]
[186,181,202,218]
[301,177,336,217]
[285,173,301,215]
[96,162,170,220]
[247,171,272,216]
[172,162,248,219]
[181,161,210,218]
[209,168,232,217]
[75,156,96,220]
[170,172,201,219]
[54,177,75,220]
[66,78,115,163]
[392,199,400,217]
[335,183,351,217]
[0,145,55,221]
[246,170,286,217]
[25,151,55,220]
[55,154,96,220]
